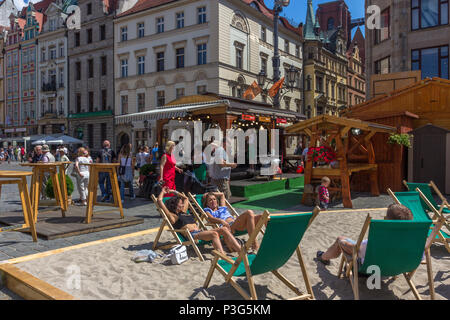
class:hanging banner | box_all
[259,116,271,123]
[242,114,256,121]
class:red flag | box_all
[243,81,263,100]
[268,77,285,98]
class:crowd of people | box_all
[0,145,26,163]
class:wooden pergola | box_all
[286,115,396,208]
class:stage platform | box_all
[230,174,304,198]
[0,206,144,240]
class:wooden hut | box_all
[286,115,396,208]
[344,77,450,194]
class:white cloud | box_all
[13,0,40,11]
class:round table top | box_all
[20,161,72,167]
[0,170,33,178]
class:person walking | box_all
[118,143,136,203]
[20,146,26,163]
[136,146,149,170]
[209,139,237,200]
[96,140,116,202]
[159,141,183,192]
[74,147,92,206]
[150,142,160,166]
[58,147,70,174]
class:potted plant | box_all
[307,146,337,167]
[45,174,75,204]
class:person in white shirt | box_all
[136,146,150,169]
[316,204,414,266]
[74,147,92,206]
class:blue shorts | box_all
[190,230,202,238]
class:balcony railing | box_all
[42,82,57,92]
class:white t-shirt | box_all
[137,152,149,166]
[77,156,91,173]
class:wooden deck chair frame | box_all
[389,188,450,253]
[151,194,207,262]
[203,208,320,300]
[403,180,450,216]
[336,214,438,300]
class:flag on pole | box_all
[268,77,285,98]
[243,81,263,100]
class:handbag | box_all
[69,163,78,178]
[168,245,188,265]
[118,156,129,176]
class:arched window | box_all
[327,17,334,30]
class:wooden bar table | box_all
[20,162,68,223]
[84,163,123,224]
[0,171,38,242]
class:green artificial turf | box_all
[233,188,304,212]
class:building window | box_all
[156,52,164,72]
[236,47,243,69]
[59,44,64,57]
[176,88,185,99]
[121,26,128,41]
[197,44,207,65]
[157,90,165,107]
[75,32,80,47]
[374,56,390,74]
[137,23,145,38]
[76,61,81,80]
[137,56,145,75]
[121,95,128,114]
[295,45,300,58]
[101,56,107,76]
[261,27,266,41]
[88,59,94,78]
[198,7,207,24]
[87,3,92,15]
[412,0,449,30]
[88,91,94,112]
[156,17,164,33]
[327,17,335,30]
[100,24,106,40]
[87,28,93,44]
[412,45,449,79]
[306,76,311,91]
[59,68,64,87]
[176,12,184,29]
[375,7,390,44]
[261,56,267,74]
[284,40,289,54]
[101,89,107,110]
[176,48,185,69]
[76,93,81,113]
[121,59,128,78]
[316,76,323,92]
[137,93,145,112]
[197,85,207,94]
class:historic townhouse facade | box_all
[347,39,366,107]
[0,28,6,133]
[67,0,116,154]
[37,0,70,135]
[303,0,349,118]
[114,0,303,148]
[365,0,450,98]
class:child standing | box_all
[318,176,331,210]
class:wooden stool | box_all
[84,163,123,224]
[0,171,38,242]
[21,163,67,223]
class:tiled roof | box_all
[117,0,176,18]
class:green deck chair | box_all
[388,190,450,253]
[204,208,320,300]
[403,181,450,215]
[151,194,209,261]
[338,214,433,300]
[188,192,248,236]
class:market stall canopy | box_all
[115,100,230,125]
[31,135,58,145]
[46,135,84,145]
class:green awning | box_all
[68,110,113,119]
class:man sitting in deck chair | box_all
[157,187,242,254]
[202,191,263,250]
[316,204,413,265]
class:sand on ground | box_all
[13,209,450,300]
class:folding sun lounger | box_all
[388,189,450,254]
[338,213,434,300]
[403,181,450,215]
[203,208,320,300]
[151,194,209,261]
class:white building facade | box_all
[37,1,69,135]
[114,0,303,148]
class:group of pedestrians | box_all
[0,145,26,163]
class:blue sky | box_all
[264,0,365,37]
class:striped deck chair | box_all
[203,209,320,300]
[338,214,433,300]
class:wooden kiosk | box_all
[286,115,396,208]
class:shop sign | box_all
[259,116,271,123]
[16,128,27,132]
[276,118,287,124]
[241,114,256,121]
